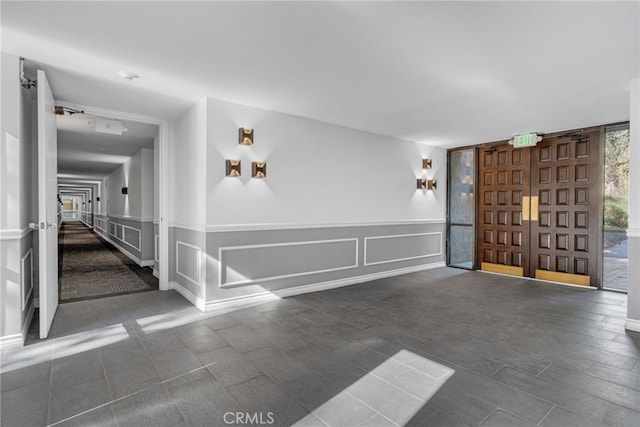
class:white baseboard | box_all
[275,261,446,298]
[203,292,280,313]
[625,318,640,333]
[95,229,153,268]
[190,261,446,314]
[170,281,206,311]
[0,333,23,349]
[0,299,34,349]
[153,269,159,279]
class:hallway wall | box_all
[169,96,446,310]
[0,53,35,346]
[94,147,155,266]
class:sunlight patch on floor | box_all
[0,323,130,373]
[294,350,454,426]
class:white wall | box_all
[1,53,33,230]
[205,97,445,227]
[99,179,107,215]
[0,53,35,344]
[141,148,154,220]
[171,98,207,227]
[153,134,159,221]
[103,148,154,219]
[104,157,128,217]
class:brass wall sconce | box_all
[225,160,241,177]
[239,128,254,145]
[251,161,267,178]
[422,158,432,169]
[416,178,437,190]
[121,187,128,195]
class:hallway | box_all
[1,268,638,427]
[59,222,157,301]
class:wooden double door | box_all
[477,130,602,286]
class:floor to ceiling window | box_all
[447,148,475,268]
[603,125,630,292]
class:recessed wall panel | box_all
[221,238,358,287]
[365,233,442,266]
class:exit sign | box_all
[513,133,539,148]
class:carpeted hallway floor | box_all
[59,221,158,301]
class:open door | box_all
[37,69,59,338]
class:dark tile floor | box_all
[1,267,639,426]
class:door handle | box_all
[29,222,39,230]
[522,196,539,222]
[530,196,539,222]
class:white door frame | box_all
[56,101,170,291]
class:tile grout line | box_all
[46,341,56,426]
[450,365,562,422]
[97,341,122,427]
[478,407,500,426]
[46,360,220,427]
[535,362,552,378]
[536,404,556,426]
[356,412,399,427]
[344,390,400,427]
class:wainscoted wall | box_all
[153,222,160,277]
[169,226,206,306]
[169,221,445,311]
[168,96,447,311]
[94,214,155,267]
[0,230,35,348]
[219,237,359,288]
[80,210,93,228]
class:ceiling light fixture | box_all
[118,70,140,80]
[95,117,127,135]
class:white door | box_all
[37,69,59,339]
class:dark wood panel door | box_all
[477,144,531,276]
[529,131,602,286]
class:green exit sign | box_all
[513,133,539,148]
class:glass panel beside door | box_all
[603,125,629,292]
[447,149,475,269]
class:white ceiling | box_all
[56,113,156,178]
[2,1,639,150]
